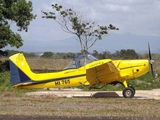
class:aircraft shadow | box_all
[91,92,122,98]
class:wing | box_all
[86,61,121,85]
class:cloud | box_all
[33,0,160,36]
[6,0,160,52]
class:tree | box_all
[0,0,36,49]
[114,49,139,59]
[41,52,54,58]
[42,4,118,54]
[92,50,99,58]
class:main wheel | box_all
[122,87,135,98]
[129,86,135,95]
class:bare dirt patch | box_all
[0,91,160,119]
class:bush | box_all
[0,71,13,91]
[0,60,9,72]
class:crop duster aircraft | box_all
[9,47,153,98]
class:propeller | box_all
[148,42,154,77]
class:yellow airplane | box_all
[9,51,152,98]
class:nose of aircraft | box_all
[132,60,149,78]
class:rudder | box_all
[9,53,33,86]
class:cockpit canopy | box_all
[64,54,98,69]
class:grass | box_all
[0,58,160,118]
[0,71,12,91]
[0,92,160,117]
[129,73,160,90]
[0,58,160,92]
[1,71,160,92]
[26,58,70,71]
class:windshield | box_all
[63,60,76,70]
[63,54,98,69]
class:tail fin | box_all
[9,53,34,86]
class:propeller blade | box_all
[148,42,152,60]
[150,64,154,77]
[148,42,154,77]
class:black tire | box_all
[123,87,134,98]
[129,86,135,95]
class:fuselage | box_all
[10,53,149,89]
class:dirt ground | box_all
[1,115,160,120]
[1,90,160,120]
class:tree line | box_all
[1,49,159,72]
[0,49,149,60]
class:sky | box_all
[4,0,160,53]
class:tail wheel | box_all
[123,87,135,98]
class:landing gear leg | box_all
[122,81,135,98]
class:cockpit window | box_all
[63,54,98,69]
[63,60,76,70]
[88,54,98,61]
